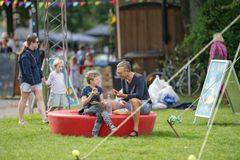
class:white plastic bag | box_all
[148,75,168,104]
[148,76,168,104]
[152,102,168,109]
[158,86,179,105]
[148,76,179,107]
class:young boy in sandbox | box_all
[80,70,117,137]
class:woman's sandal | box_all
[129,130,138,137]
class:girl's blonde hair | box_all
[213,33,224,42]
[53,58,63,69]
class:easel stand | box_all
[194,60,240,125]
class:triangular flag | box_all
[38,2,44,8]
[6,1,11,6]
[66,2,71,7]
[111,14,116,24]
[109,0,116,5]
[73,2,79,7]
[102,0,108,5]
[58,2,63,8]
[45,2,51,8]
[25,1,32,8]
[12,1,17,8]
[80,1,86,6]
[95,1,101,5]
[18,1,24,7]
[51,1,58,8]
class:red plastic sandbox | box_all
[48,110,156,137]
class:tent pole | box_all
[116,0,122,59]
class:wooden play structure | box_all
[117,1,185,74]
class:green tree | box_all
[38,3,112,32]
[180,0,240,78]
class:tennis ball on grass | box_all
[72,149,80,157]
[188,154,196,160]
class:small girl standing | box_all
[44,59,68,112]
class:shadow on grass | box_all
[212,122,240,127]
[144,130,201,139]
[193,122,240,127]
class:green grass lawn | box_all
[0,99,240,160]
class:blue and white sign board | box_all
[195,60,230,119]
[49,57,80,107]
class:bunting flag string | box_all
[0,0,152,9]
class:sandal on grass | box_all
[129,130,138,137]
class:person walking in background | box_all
[80,70,116,137]
[69,56,81,96]
[77,44,87,76]
[84,52,95,67]
[44,59,68,112]
[209,33,229,103]
[76,44,86,65]
[209,33,228,62]
[0,32,13,97]
[0,32,12,53]
[18,34,48,125]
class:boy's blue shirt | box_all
[81,85,104,108]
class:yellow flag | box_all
[45,1,51,8]
[95,1,101,5]
[111,14,117,24]
[39,2,44,8]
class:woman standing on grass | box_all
[18,34,48,125]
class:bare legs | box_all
[18,91,31,122]
[18,89,48,123]
[34,89,47,121]
[111,98,141,136]
[130,98,141,132]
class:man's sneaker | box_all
[19,120,27,125]
[42,118,49,124]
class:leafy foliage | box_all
[38,4,112,32]
[180,0,240,78]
